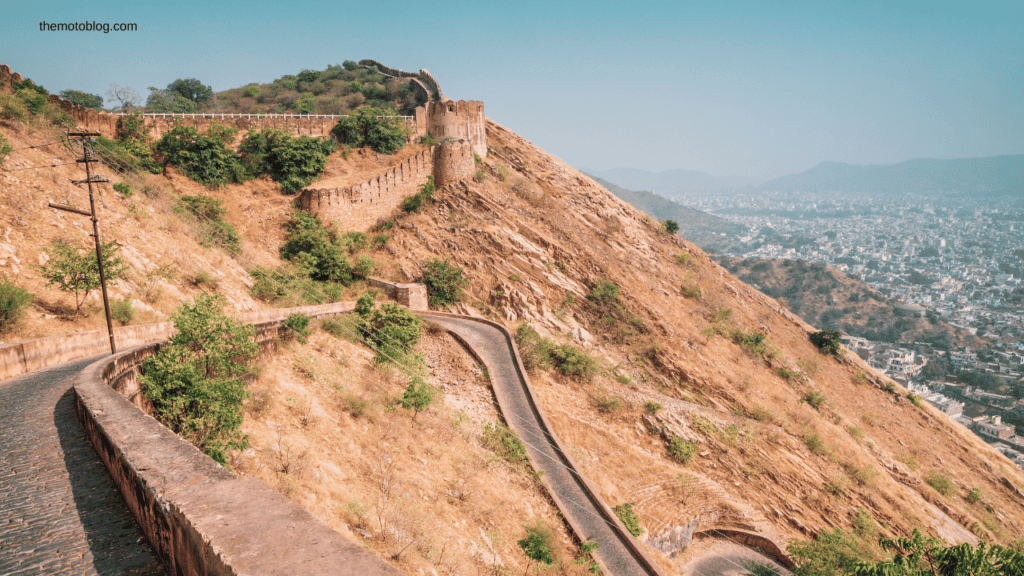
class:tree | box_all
[106,83,141,112]
[330,106,409,154]
[517,524,554,576]
[400,376,436,419]
[665,220,679,234]
[59,89,103,110]
[852,529,1024,576]
[145,88,198,113]
[166,78,213,103]
[141,294,257,466]
[39,239,129,318]
[359,302,424,362]
[419,258,468,308]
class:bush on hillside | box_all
[0,277,33,334]
[330,106,409,154]
[280,212,355,284]
[238,129,336,194]
[612,503,644,537]
[356,297,424,363]
[419,258,468,308]
[39,239,129,318]
[810,328,843,355]
[178,195,241,254]
[141,294,257,466]
[155,126,246,187]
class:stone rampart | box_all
[299,147,434,230]
[369,278,428,310]
[433,140,475,187]
[73,301,405,576]
[427,100,486,157]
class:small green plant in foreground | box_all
[612,502,644,537]
[518,522,554,575]
[0,277,33,334]
[669,436,697,464]
[925,469,956,497]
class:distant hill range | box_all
[713,255,982,350]
[586,175,746,252]
[757,155,1022,198]
[587,168,754,198]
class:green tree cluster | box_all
[141,294,257,466]
[330,106,410,154]
[354,292,424,363]
[280,212,376,284]
[810,328,844,355]
[58,89,103,110]
[238,129,337,194]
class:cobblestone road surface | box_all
[424,315,654,576]
[0,356,165,575]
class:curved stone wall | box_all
[433,140,475,187]
[427,100,486,157]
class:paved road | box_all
[0,356,165,576]
[424,315,655,576]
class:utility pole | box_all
[49,129,116,354]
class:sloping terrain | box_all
[3,91,1024,575]
[714,256,983,348]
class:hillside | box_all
[3,73,1024,575]
[587,167,749,198]
[713,256,983,349]
[587,175,747,253]
[757,156,1023,198]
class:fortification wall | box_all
[433,140,475,187]
[299,147,434,230]
[427,100,486,156]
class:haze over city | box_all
[2,0,1021,182]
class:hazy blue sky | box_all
[2,0,1020,181]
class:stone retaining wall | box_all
[74,300,404,576]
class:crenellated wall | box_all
[427,100,486,156]
[299,140,475,230]
[299,147,435,229]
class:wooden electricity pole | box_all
[49,129,116,354]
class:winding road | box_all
[0,355,165,575]
[423,314,658,576]
[0,310,657,576]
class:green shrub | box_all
[681,284,702,299]
[675,252,692,266]
[907,393,924,408]
[966,487,984,504]
[788,528,875,576]
[550,343,597,380]
[330,106,408,154]
[664,220,679,234]
[111,297,135,326]
[39,239,129,318]
[155,126,247,188]
[400,376,436,418]
[0,277,33,334]
[282,313,312,343]
[778,366,802,382]
[473,169,486,183]
[514,323,555,372]
[482,422,529,470]
[669,436,697,464]
[846,426,864,441]
[401,175,435,213]
[178,195,241,253]
[592,390,624,413]
[925,470,956,497]
[192,269,220,290]
[238,129,336,194]
[494,164,511,181]
[612,502,644,537]
[358,301,424,363]
[141,294,257,466]
[803,390,827,409]
[419,258,468,307]
[206,124,239,146]
[518,522,555,573]
[731,329,772,359]
[0,133,13,164]
[851,508,876,536]
[645,401,662,414]
[810,328,843,355]
[804,432,828,455]
[587,278,621,312]
[281,212,355,284]
[112,181,133,198]
[846,464,879,486]
[692,415,719,437]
